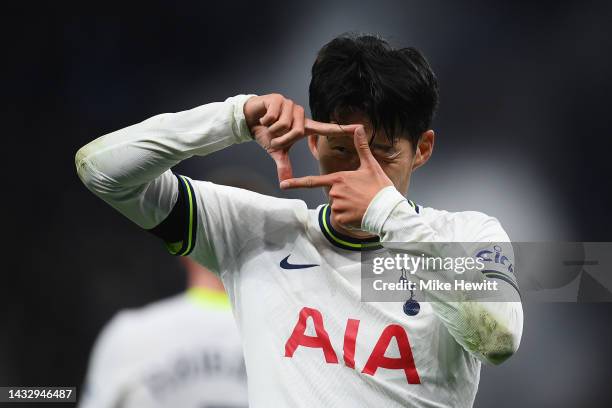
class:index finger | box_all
[279,173,339,190]
[305,119,361,138]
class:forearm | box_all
[75,94,255,228]
[362,186,523,364]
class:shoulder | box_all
[84,295,197,396]
[419,205,510,242]
[94,295,188,353]
[190,179,310,223]
[115,294,195,330]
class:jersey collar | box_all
[187,287,231,310]
[318,204,383,251]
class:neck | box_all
[187,267,225,292]
[329,214,377,240]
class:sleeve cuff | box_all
[361,186,411,235]
[225,94,257,143]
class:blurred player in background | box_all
[79,257,248,408]
[76,33,523,407]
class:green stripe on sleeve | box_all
[178,175,195,256]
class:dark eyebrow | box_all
[327,137,398,151]
[371,143,396,150]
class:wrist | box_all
[361,186,408,235]
[225,94,258,142]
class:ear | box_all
[412,130,434,171]
[308,134,320,160]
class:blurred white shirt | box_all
[79,288,248,408]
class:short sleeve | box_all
[148,173,198,256]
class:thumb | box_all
[272,150,294,183]
[354,125,376,166]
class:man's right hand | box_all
[243,93,359,184]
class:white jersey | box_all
[79,289,248,408]
[76,94,523,408]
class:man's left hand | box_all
[280,125,394,229]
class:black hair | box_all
[309,33,439,147]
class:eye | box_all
[333,146,347,153]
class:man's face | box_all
[308,112,419,199]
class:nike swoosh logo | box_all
[280,255,319,270]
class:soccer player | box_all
[76,34,523,407]
[79,258,248,408]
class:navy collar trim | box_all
[317,204,383,252]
